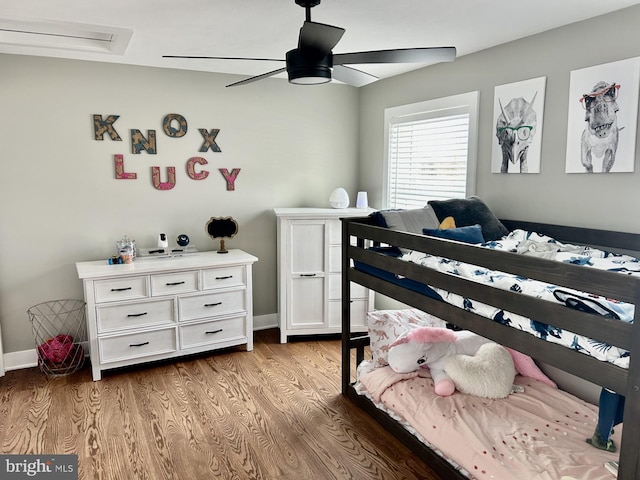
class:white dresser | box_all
[76,249,258,380]
[274,208,374,343]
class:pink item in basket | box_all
[38,334,74,364]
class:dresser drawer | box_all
[202,266,246,290]
[179,290,245,322]
[151,271,198,296]
[94,276,148,303]
[180,316,246,349]
[96,298,175,333]
[328,273,368,300]
[99,327,177,364]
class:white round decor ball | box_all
[329,188,350,208]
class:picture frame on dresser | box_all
[76,249,258,381]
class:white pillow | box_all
[368,308,446,368]
[380,206,440,234]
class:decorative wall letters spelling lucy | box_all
[92,113,240,191]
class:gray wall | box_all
[358,5,640,233]
[0,56,359,353]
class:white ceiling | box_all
[1,0,639,85]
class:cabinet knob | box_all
[165,281,185,286]
[204,302,223,307]
[129,341,150,347]
[300,273,317,277]
[127,312,148,318]
[205,329,223,335]
[111,287,132,292]
[215,275,233,280]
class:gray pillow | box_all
[428,196,508,242]
[380,206,440,234]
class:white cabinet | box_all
[76,250,258,380]
[274,208,373,343]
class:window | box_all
[383,91,479,209]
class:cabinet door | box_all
[288,276,325,329]
[285,219,328,330]
[289,220,325,274]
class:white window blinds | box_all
[383,91,479,210]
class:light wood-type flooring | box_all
[0,329,441,479]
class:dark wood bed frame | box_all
[341,216,640,480]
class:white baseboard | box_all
[2,314,280,373]
[4,349,38,372]
[253,313,278,331]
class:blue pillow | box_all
[422,224,485,244]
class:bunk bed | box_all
[341,204,640,480]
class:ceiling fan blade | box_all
[163,55,284,62]
[333,47,456,65]
[298,21,345,54]
[332,65,378,87]
[226,67,287,87]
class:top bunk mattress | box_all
[399,228,638,368]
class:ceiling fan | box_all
[163,0,456,88]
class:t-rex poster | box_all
[566,57,639,173]
[491,77,546,174]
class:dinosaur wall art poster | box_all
[491,77,546,174]
[565,57,639,173]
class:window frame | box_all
[382,91,480,209]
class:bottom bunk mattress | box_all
[356,362,621,480]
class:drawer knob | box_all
[300,274,316,277]
[129,341,150,347]
[127,312,148,317]
[111,287,132,292]
[204,302,223,307]
[205,329,223,335]
[166,281,185,286]
[215,275,233,280]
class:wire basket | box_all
[27,299,87,376]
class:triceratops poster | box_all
[566,57,639,173]
[491,77,546,174]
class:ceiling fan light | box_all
[286,48,332,85]
[288,68,331,84]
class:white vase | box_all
[329,188,350,208]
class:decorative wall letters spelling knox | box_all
[92,113,240,191]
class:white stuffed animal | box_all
[388,326,516,398]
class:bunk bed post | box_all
[341,217,352,395]
[618,282,640,480]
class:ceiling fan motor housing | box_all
[286,48,332,84]
[295,0,321,8]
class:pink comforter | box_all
[360,368,621,479]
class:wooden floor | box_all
[0,329,441,479]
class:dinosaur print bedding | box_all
[401,229,639,368]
